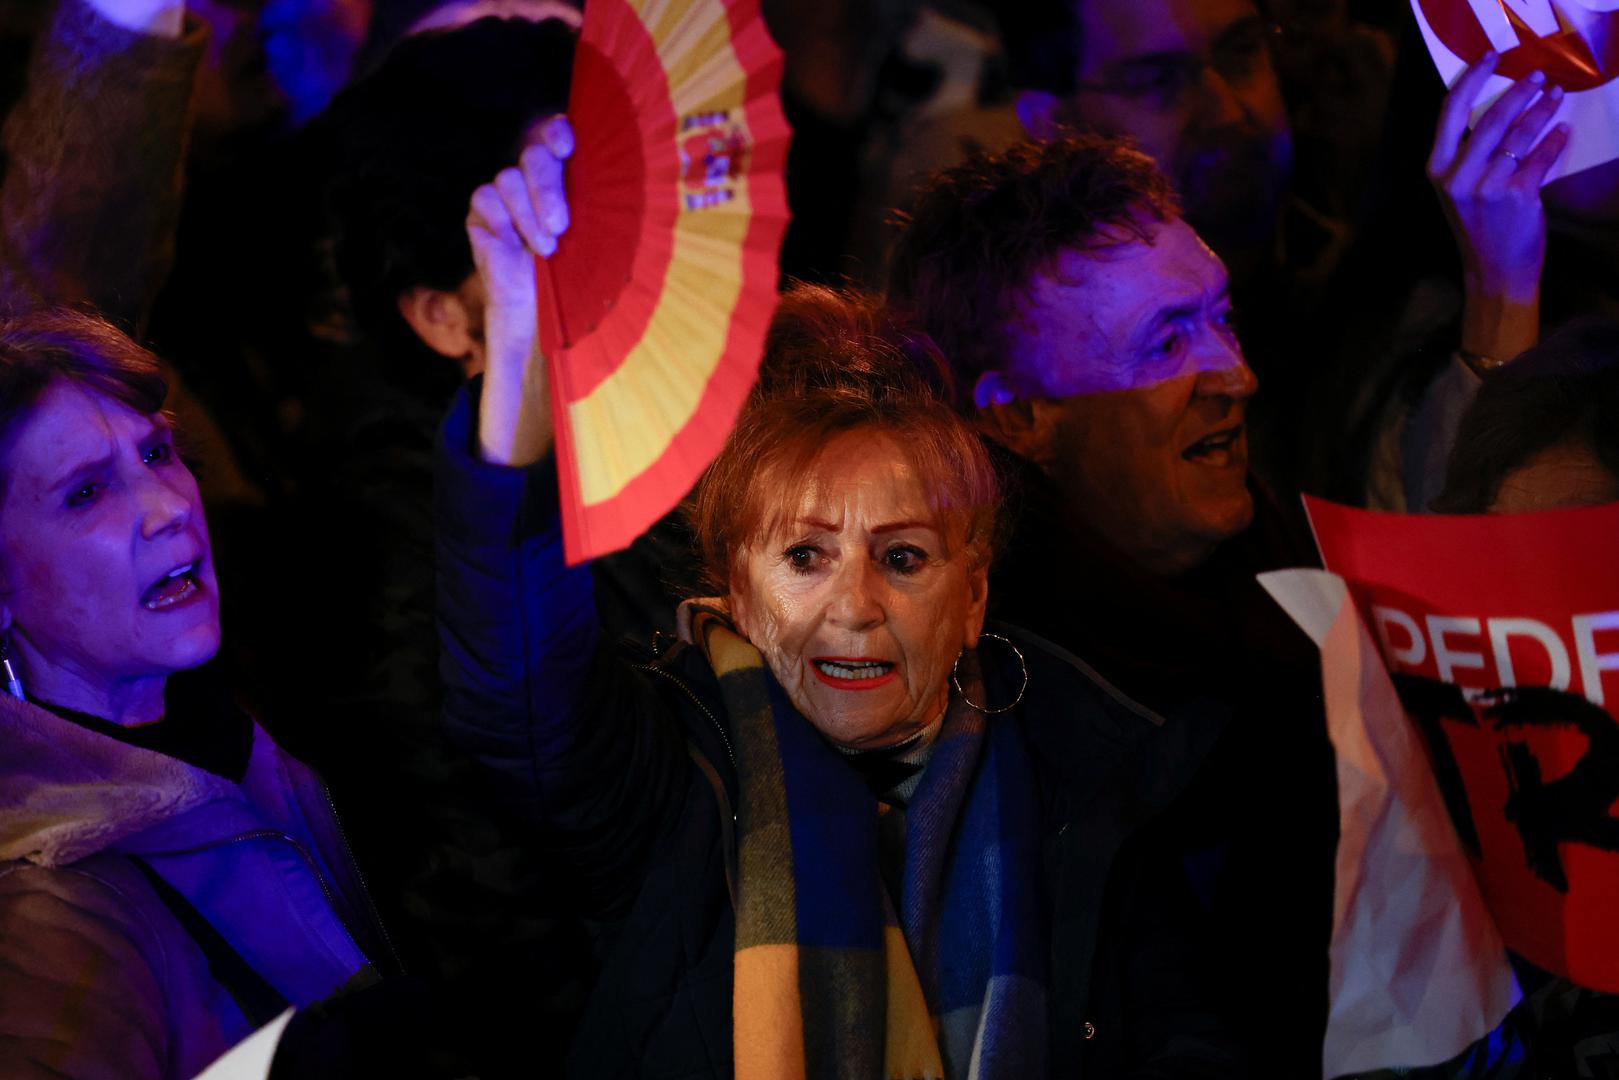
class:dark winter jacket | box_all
[993,463,1337,1079]
[435,382,1245,1078]
[0,690,386,1080]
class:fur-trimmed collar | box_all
[0,693,236,867]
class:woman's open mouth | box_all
[811,657,897,690]
[141,562,204,611]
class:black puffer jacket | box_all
[434,383,1245,1078]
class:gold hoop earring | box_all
[951,632,1027,714]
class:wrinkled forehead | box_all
[1075,0,1260,71]
[1,382,161,491]
[744,429,958,549]
[1005,217,1226,377]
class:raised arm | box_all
[435,117,693,912]
[1427,52,1566,373]
[1400,53,1569,510]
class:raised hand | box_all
[467,114,574,466]
[1428,53,1569,365]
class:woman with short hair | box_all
[0,309,393,1080]
[435,130,1242,1075]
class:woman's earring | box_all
[1,637,23,700]
[951,632,1028,714]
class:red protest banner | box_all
[1306,496,1619,991]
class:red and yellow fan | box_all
[539,0,790,564]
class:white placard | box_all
[191,1009,296,1080]
[1259,570,1519,1078]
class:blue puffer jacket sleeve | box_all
[433,379,693,915]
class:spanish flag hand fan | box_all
[540,0,790,564]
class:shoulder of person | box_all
[614,633,731,752]
[0,858,174,1077]
[1000,623,1226,814]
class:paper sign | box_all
[191,1009,295,1080]
[1410,0,1619,182]
[1306,496,1619,993]
[1262,569,1518,1079]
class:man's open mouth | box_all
[1183,425,1244,465]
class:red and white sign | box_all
[1412,0,1619,181]
[1306,496,1619,989]
[1264,498,1619,1075]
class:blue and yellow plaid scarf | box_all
[690,611,1047,1079]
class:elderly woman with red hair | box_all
[433,122,1240,1078]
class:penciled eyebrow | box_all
[792,518,937,536]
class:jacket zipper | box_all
[148,828,395,971]
[632,662,736,770]
[318,780,406,975]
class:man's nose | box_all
[1193,337,1259,401]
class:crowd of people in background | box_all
[1,0,1618,1076]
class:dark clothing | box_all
[993,464,1338,1080]
[434,381,1245,1078]
[0,690,380,1080]
[37,666,254,783]
[269,339,700,1076]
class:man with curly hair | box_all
[889,134,1336,1080]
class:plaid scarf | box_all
[688,610,1047,1079]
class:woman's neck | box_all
[16,652,167,726]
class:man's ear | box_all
[1015,90,1065,139]
[397,287,478,361]
[974,370,1056,467]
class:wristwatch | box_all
[1457,347,1510,378]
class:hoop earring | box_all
[951,632,1027,715]
[1,637,22,701]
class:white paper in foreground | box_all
[191,1008,295,1080]
[1410,0,1619,184]
[1260,570,1519,1079]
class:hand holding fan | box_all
[539,0,790,564]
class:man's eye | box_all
[143,442,173,466]
[884,546,926,574]
[1120,64,1191,104]
[1153,331,1185,359]
[1215,26,1272,78]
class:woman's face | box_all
[0,383,220,713]
[730,429,988,749]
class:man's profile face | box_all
[1045,0,1292,254]
[998,216,1259,574]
